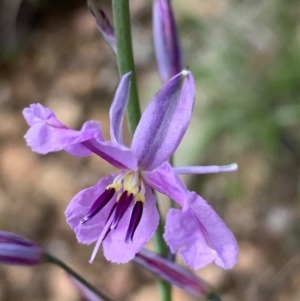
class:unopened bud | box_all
[153,0,182,83]
[0,230,46,266]
[88,1,116,54]
[135,248,219,299]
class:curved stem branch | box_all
[47,254,115,301]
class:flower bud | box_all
[0,231,45,266]
[153,0,182,83]
[88,2,116,54]
[135,248,218,299]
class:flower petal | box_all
[65,173,119,245]
[109,72,131,144]
[173,163,238,175]
[102,184,159,263]
[164,192,238,269]
[164,208,215,269]
[143,162,187,207]
[153,0,182,83]
[23,103,62,127]
[23,104,102,155]
[64,121,105,157]
[83,139,138,170]
[131,70,195,170]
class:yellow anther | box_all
[106,182,122,192]
[135,193,145,203]
[108,171,145,203]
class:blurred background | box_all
[0,0,300,300]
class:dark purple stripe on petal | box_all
[0,255,41,266]
[125,201,143,243]
[110,192,133,229]
[81,188,115,224]
[82,140,137,171]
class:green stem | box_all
[152,208,169,257]
[112,1,171,300]
[152,202,173,301]
[207,292,223,301]
[112,0,141,135]
[47,254,115,301]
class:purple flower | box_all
[0,231,45,265]
[23,70,238,269]
[153,0,182,82]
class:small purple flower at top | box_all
[23,70,238,269]
[153,0,182,83]
[0,231,45,265]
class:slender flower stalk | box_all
[153,0,182,83]
[47,254,115,301]
[69,276,106,301]
[0,230,46,265]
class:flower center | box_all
[108,171,145,203]
[80,171,146,263]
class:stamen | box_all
[139,181,145,195]
[101,226,112,242]
[89,213,115,264]
[131,172,139,187]
[113,171,129,184]
[110,192,133,229]
[125,201,144,243]
[86,171,146,262]
[80,188,115,224]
